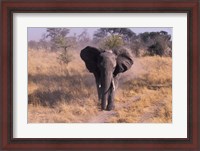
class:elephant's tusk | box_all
[112,79,115,91]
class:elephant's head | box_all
[80,46,133,110]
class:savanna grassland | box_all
[28,49,172,123]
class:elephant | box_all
[80,46,134,111]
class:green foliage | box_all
[148,42,164,56]
[57,50,73,66]
[92,28,172,57]
[129,31,172,57]
[94,28,136,40]
[146,32,171,56]
[100,35,124,50]
[46,28,71,51]
[93,28,136,49]
[46,28,74,65]
[29,27,172,58]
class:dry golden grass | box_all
[28,49,172,123]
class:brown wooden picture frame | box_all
[0,0,199,150]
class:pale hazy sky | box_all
[28,27,172,41]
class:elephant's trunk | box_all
[101,71,112,110]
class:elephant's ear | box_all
[80,46,102,73]
[113,47,134,76]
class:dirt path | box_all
[88,96,141,123]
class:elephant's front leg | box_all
[94,73,102,102]
[101,90,108,110]
[107,87,115,111]
[96,81,102,102]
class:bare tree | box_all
[46,28,73,66]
